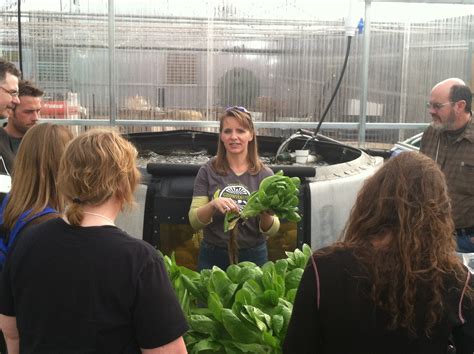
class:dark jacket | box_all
[0,128,15,175]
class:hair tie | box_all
[72,197,82,204]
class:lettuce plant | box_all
[224,171,302,233]
[163,244,312,354]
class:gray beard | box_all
[430,121,447,132]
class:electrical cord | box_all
[302,35,353,149]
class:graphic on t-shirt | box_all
[218,184,251,210]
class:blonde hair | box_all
[58,129,140,226]
[3,124,73,229]
[212,108,263,175]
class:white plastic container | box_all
[295,149,309,164]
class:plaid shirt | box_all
[420,118,474,229]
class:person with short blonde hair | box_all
[59,129,140,226]
[0,129,188,354]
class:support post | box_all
[359,0,372,146]
[108,0,116,125]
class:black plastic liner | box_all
[147,163,316,177]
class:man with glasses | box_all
[420,78,474,252]
[0,59,21,175]
[0,80,42,175]
[0,59,20,120]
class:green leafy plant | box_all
[162,244,313,354]
[225,171,302,233]
[224,171,302,265]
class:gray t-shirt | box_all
[193,158,273,249]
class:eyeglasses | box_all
[426,101,451,110]
[225,106,250,114]
[0,86,19,98]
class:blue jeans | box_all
[197,240,268,271]
[456,229,474,253]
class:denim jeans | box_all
[456,229,474,253]
[197,240,268,271]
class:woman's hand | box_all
[259,210,275,232]
[212,198,239,215]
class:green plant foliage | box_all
[162,243,313,354]
[224,171,302,232]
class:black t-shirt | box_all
[0,218,188,354]
[283,249,474,354]
[9,135,21,154]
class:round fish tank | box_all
[115,130,383,270]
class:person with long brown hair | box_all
[0,123,73,268]
[0,129,188,354]
[189,106,280,270]
[283,152,474,354]
[0,123,72,354]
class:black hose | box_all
[303,35,352,149]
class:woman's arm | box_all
[259,212,280,235]
[189,196,239,230]
[195,198,216,225]
[0,314,19,354]
[259,211,274,232]
[141,336,187,354]
[188,196,211,230]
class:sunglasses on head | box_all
[225,106,250,114]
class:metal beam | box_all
[359,0,371,146]
[37,119,429,130]
[17,0,23,75]
[398,22,411,141]
[108,0,116,124]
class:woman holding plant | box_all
[284,152,474,354]
[189,106,280,270]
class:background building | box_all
[1,0,473,144]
